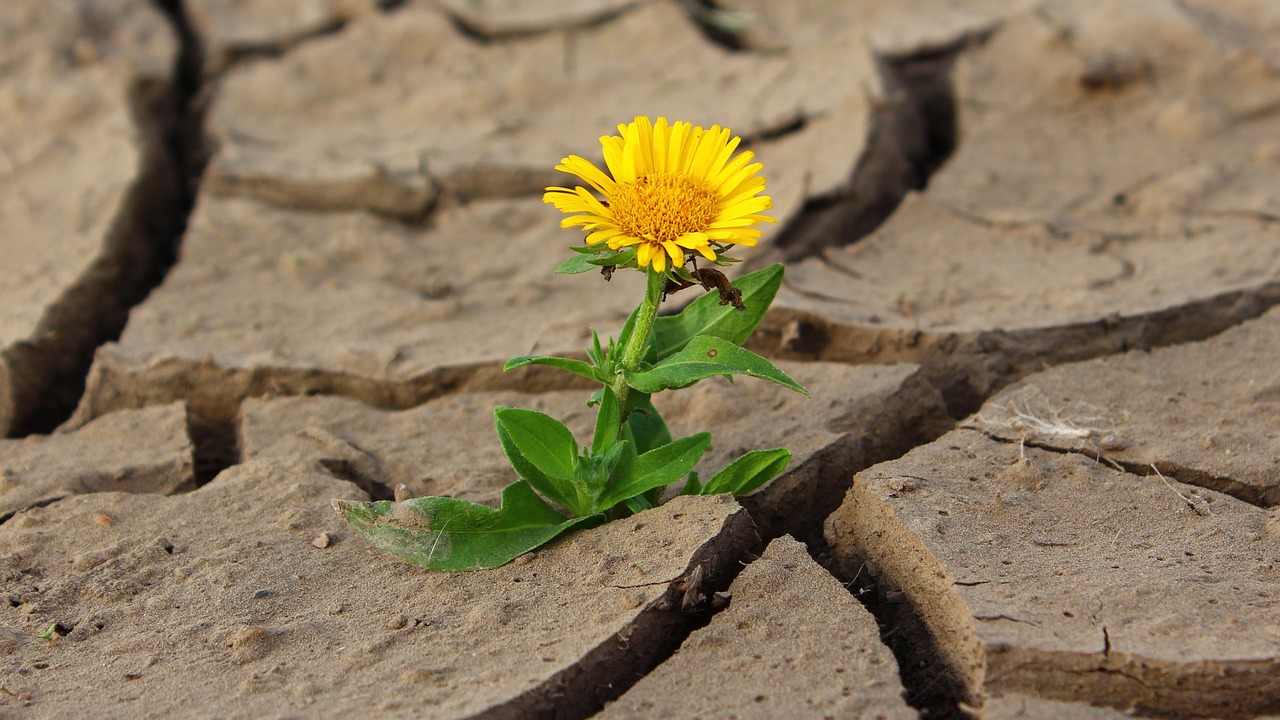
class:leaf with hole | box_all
[625,335,808,396]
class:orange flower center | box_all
[608,174,719,244]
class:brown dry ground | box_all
[2,1,1279,718]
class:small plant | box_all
[334,116,806,571]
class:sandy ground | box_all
[2,1,1279,718]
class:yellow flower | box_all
[544,116,775,273]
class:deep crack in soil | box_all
[0,0,208,437]
[748,34,978,267]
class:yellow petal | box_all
[717,162,764,196]
[608,234,643,250]
[720,177,767,209]
[620,122,639,182]
[543,190,590,212]
[586,229,623,246]
[555,155,616,195]
[600,135,627,182]
[707,217,758,229]
[707,228,762,241]
[667,121,688,176]
[663,241,684,267]
[651,245,667,272]
[695,244,717,261]
[562,214,613,229]
[688,124,723,180]
[675,232,710,249]
[637,243,654,268]
[705,132,742,181]
[712,150,755,190]
[680,126,705,174]
[652,116,670,174]
[718,195,772,221]
[634,115,654,176]
[574,186,613,218]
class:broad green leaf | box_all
[555,254,597,274]
[650,264,783,359]
[624,495,653,513]
[334,481,592,571]
[592,387,621,453]
[625,335,808,396]
[700,449,791,496]
[494,408,580,510]
[680,471,702,496]
[627,394,672,454]
[596,432,710,509]
[503,355,599,382]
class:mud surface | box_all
[3,1,1278,718]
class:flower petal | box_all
[608,235,643,250]
[637,242,654,268]
[663,241,684,267]
[688,124,724,180]
[675,232,710,249]
[555,155,616,195]
[586,229,623,246]
[651,244,667,272]
[666,121,689,176]
[705,132,742,181]
[711,150,755,190]
[634,115,655,176]
[562,214,613,229]
[600,135,628,183]
[652,116,670,174]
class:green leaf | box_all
[596,433,711,509]
[588,248,637,268]
[680,471,702,496]
[650,264,783,360]
[334,481,592,571]
[612,305,650,367]
[624,495,653,513]
[592,387,621,454]
[555,254,598,274]
[588,331,605,367]
[700,449,791,496]
[627,394,672,454]
[494,408,580,511]
[504,355,600,382]
[625,335,808,396]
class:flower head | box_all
[545,116,774,273]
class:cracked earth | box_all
[2,1,1278,718]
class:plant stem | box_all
[611,269,665,415]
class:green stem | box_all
[611,270,665,416]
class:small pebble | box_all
[93,513,113,527]
[253,590,273,600]
[311,532,332,549]
[385,613,408,630]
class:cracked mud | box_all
[3,0,1279,718]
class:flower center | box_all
[609,174,719,244]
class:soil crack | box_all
[1,0,209,437]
